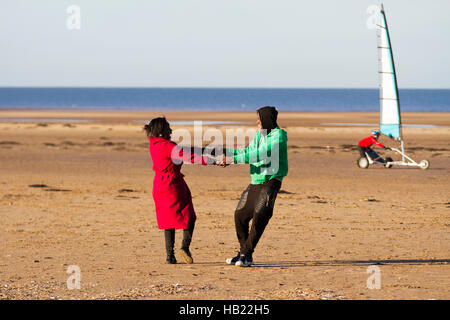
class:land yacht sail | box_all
[378,4,401,140]
[360,4,429,169]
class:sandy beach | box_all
[0,110,449,300]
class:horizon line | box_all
[1,86,450,90]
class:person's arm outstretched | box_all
[171,144,215,165]
[370,136,386,149]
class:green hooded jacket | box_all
[227,127,288,185]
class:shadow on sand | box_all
[194,259,450,268]
[251,259,450,268]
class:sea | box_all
[0,88,449,112]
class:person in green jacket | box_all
[221,106,288,267]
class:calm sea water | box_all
[0,88,449,112]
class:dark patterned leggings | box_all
[234,179,282,256]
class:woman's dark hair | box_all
[144,117,169,137]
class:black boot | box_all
[165,229,177,264]
[166,254,177,264]
[179,247,193,264]
[179,224,194,264]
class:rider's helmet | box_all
[371,130,380,138]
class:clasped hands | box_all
[215,154,234,168]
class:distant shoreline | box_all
[1,110,449,128]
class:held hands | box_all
[215,154,234,168]
[222,156,234,167]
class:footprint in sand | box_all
[307,195,328,204]
[279,190,295,194]
[28,184,71,192]
[29,184,48,188]
[116,189,139,200]
[0,141,20,145]
[61,141,76,146]
[340,144,358,151]
[102,142,126,147]
[44,188,71,192]
[362,198,380,202]
[115,195,140,200]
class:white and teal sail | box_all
[377,4,402,140]
[362,5,430,169]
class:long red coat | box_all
[149,137,208,230]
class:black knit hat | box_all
[257,106,278,134]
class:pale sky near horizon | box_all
[1,0,449,88]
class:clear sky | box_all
[1,0,449,88]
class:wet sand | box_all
[0,110,449,299]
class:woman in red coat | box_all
[144,117,215,264]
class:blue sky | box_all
[1,0,449,88]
